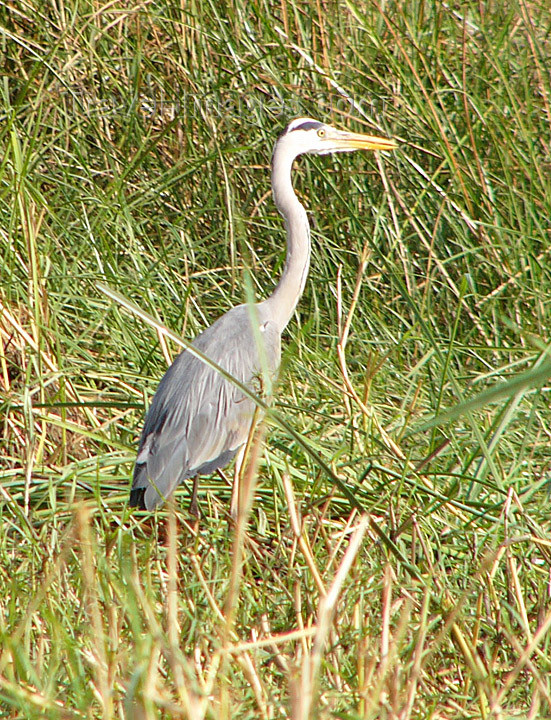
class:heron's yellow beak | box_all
[332,129,398,151]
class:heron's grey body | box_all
[130,304,280,510]
[130,117,396,510]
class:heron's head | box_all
[277,117,397,158]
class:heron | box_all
[130,117,397,512]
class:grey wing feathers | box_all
[130,305,280,510]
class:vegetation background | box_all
[1,0,551,717]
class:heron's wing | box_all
[131,305,281,509]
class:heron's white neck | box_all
[261,145,311,333]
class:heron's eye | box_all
[317,128,326,138]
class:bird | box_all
[129,117,397,512]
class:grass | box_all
[1,0,551,717]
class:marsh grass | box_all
[1,0,551,717]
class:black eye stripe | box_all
[288,120,323,133]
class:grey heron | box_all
[130,117,397,512]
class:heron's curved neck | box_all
[262,147,311,333]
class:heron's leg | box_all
[189,475,200,517]
[229,445,246,520]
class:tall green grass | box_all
[1,0,551,717]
